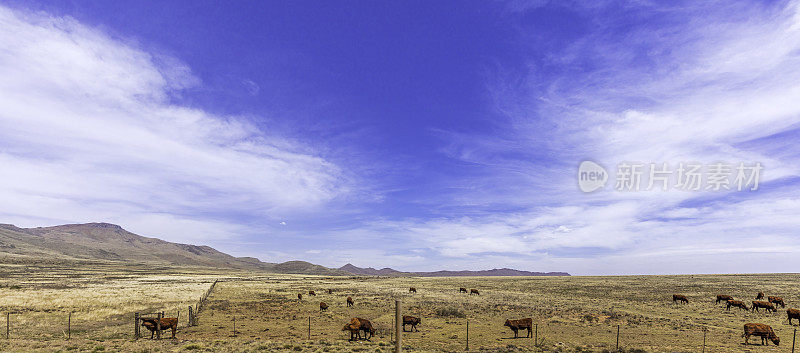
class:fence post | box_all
[702,327,707,353]
[615,324,620,350]
[233,316,236,337]
[534,323,538,345]
[395,299,402,353]
[67,312,71,340]
[308,317,311,340]
[5,312,9,339]
[792,328,796,353]
[156,312,162,340]
[465,319,469,351]
[134,312,139,339]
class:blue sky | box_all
[1,1,800,275]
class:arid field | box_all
[1,261,798,352]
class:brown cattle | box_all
[673,294,688,304]
[327,289,333,294]
[459,287,468,293]
[743,323,780,345]
[140,317,178,339]
[715,294,733,304]
[756,291,765,300]
[752,301,777,313]
[470,289,480,295]
[726,300,748,311]
[768,296,786,308]
[788,308,800,325]
[320,302,328,311]
[342,318,375,341]
[402,315,421,332]
[308,290,316,296]
[409,287,417,293]
[297,293,302,301]
[504,318,533,338]
[346,296,354,307]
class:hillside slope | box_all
[0,222,346,274]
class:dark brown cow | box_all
[297,293,302,301]
[308,290,316,296]
[673,294,688,304]
[768,296,786,308]
[788,308,800,325]
[743,323,779,345]
[715,294,733,304]
[346,296,354,307]
[470,289,480,295]
[342,318,375,341]
[409,287,417,293]
[752,301,777,312]
[140,317,178,339]
[402,315,421,332]
[756,291,765,300]
[459,287,468,293]
[504,318,533,338]
[727,300,748,311]
[320,302,328,311]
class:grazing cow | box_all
[346,296,354,307]
[309,290,316,296]
[402,315,421,332]
[504,318,533,338]
[743,323,780,346]
[752,301,777,313]
[342,318,375,341]
[409,287,417,293]
[470,289,480,295]
[756,291,765,300]
[769,296,786,308]
[673,294,688,304]
[320,302,328,311]
[140,317,178,339]
[459,287,468,293]
[715,294,734,304]
[726,300,748,311]
[297,293,302,301]
[788,308,800,325]
[327,289,333,294]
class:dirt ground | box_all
[1,264,798,352]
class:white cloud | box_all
[0,6,347,242]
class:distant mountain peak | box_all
[339,264,569,277]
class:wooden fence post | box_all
[615,324,620,350]
[702,327,707,353]
[792,328,796,353]
[534,323,538,345]
[465,319,469,351]
[307,317,311,340]
[395,300,402,353]
[233,316,236,337]
[5,312,9,339]
[67,312,71,340]
[156,312,162,340]
[134,312,139,339]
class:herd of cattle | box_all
[672,291,798,346]
[135,285,797,347]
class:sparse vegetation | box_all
[0,262,798,352]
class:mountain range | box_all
[338,263,569,277]
[0,222,568,276]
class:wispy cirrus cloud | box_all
[0,6,348,243]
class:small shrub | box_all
[435,306,466,318]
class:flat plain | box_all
[1,261,798,352]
